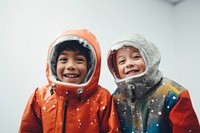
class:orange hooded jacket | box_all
[19,29,121,133]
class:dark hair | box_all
[56,40,90,65]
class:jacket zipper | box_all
[62,100,68,133]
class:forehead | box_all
[116,46,140,57]
[59,49,84,55]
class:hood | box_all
[107,33,162,102]
[46,29,101,100]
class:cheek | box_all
[83,66,88,75]
[56,68,61,76]
[56,64,64,74]
[138,61,146,71]
[79,64,88,75]
[117,65,125,76]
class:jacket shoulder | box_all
[33,84,52,103]
[160,78,186,95]
[96,85,112,95]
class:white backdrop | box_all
[0,0,199,132]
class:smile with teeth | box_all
[63,74,80,78]
[125,70,140,75]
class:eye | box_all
[132,55,141,60]
[132,52,142,60]
[58,57,68,63]
[118,59,125,65]
[76,57,86,63]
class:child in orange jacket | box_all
[19,29,121,133]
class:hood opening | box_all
[107,33,163,99]
[49,36,96,86]
[108,41,148,81]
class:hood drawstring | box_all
[50,83,56,95]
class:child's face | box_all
[56,50,88,84]
[115,46,146,79]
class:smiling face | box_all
[56,50,88,84]
[115,46,146,79]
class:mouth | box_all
[125,70,140,76]
[63,74,80,78]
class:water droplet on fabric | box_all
[158,111,162,115]
[172,96,176,100]
[156,124,159,126]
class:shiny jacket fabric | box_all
[107,34,200,133]
[19,29,121,133]
[113,78,200,133]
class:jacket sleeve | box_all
[108,97,122,133]
[18,89,43,133]
[169,90,200,132]
[99,91,122,133]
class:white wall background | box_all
[0,0,199,132]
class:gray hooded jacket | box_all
[107,33,163,102]
[107,34,200,133]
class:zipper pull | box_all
[50,83,56,95]
[77,88,84,101]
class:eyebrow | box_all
[59,51,86,58]
[60,50,81,54]
[59,51,68,55]
[116,50,140,57]
[132,50,140,54]
[116,55,124,60]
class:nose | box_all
[66,60,76,70]
[126,63,134,68]
[67,66,75,70]
[126,59,134,68]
